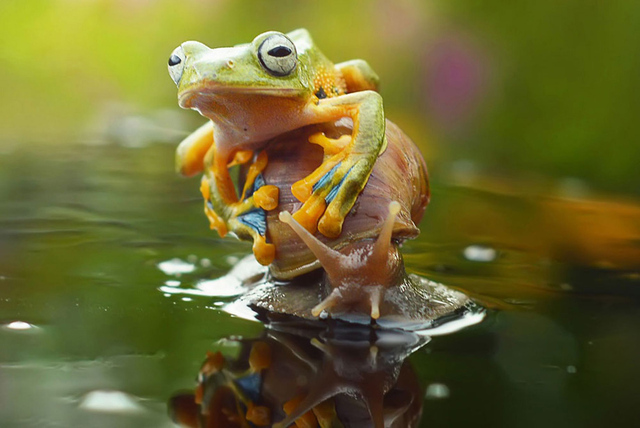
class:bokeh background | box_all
[2,0,639,194]
[1,1,640,427]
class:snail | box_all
[169,30,478,325]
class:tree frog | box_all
[168,29,384,265]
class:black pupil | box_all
[268,46,292,57]
[168,54,181,66]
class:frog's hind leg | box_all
[205,151,279,265]
[226,172,277,266]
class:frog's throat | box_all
[178,86,303,108]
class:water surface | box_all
[0,141,638,427]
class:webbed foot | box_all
[291,133,375,238]
[204,151,280,265]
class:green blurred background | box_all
[2,2,640,426]
[1,0,639,195]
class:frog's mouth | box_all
[178,85,302,109]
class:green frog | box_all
[168,29,385,265]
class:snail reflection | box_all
[169,325,429,428]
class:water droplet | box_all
[181,297,193,302]
[157,258,195,275]
[5,321,34,330]
[567,365,577,374]
[463,245,497,262]
[79,390,144,413]
[559,283,573,291]
[186,254,198,263]
[164,280,180,287]
[200,258,212,268]
[425,383,450,399]
[225,255,240,266]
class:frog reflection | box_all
[169,325,428,427]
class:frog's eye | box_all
[258,34,297,77]
[168,46,185,86]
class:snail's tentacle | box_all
[278,211,344,272]
[371,201,401,264]
[311,289,342,317]
[368,286,383,320]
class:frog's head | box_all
[169,29,320,112]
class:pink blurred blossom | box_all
[424,34,490,134]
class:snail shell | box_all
[258,118,430,279]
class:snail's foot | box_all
[311,288,343,317]
[291,149,372,238]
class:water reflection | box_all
[169,324,432,428]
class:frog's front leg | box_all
[175,121,214,177]
[335,59,380,93]
[292,90,386,238]
[176,121,251,207]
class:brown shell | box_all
[261,119,429,279]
